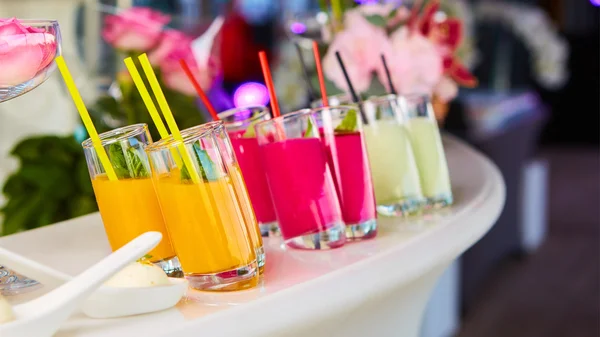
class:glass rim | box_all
[16,19,59,25]
[306,105,356,113]
[254,109,315,132]
[311,93,353,105]
[145,121,224,152]
[217,106,270,128]
[82,123,148,149]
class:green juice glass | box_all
[400,95,453,209]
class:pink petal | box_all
[0,42,43,86]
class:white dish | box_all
[0,245,188,319]
[81,278,188,319]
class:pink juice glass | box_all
[255,111,346,250]
[307,106,377,240]
[218,106,279,237]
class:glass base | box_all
[345,219,378,240]
[285,222,346,250]
[259,221,280,237]
[0,265,40,295]
[376,196,424,217]
[423,193,453,210]
[256,246,266,275]
[186,260,259,291]
[153,256,183,278]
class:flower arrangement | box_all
[321,0,477,104]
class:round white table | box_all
[1,136,505,337]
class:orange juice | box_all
[229,165,265,274]
[92,176,175,261]
[154,173,258,286]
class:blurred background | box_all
[0,0,598,336]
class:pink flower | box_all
[323,14,391,93]
[383,27,443,96]
[0,18,57,86]
[148,30,192,64]
[102,7,170,52]
[160,46,214,96]
[349,3,411,28]
[434,76,458,103]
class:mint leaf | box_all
[242,118,261,138]
[108,142,149,179]
[304,117,316,138]
[388,8,398,20]
[125,146,150,178]
[108,143,131,179]
[364,14,387,27]
[335,109,358,133]
[180,142,219,182]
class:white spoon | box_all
[0,231,161,337]
[0,241,187,319]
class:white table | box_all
[1,136,505,337]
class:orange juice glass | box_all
[181,122,266,275]
[146,122,259,291]
[82,124,181,276]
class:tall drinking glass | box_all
[146,122,259,291]
[218,106,278,237]
[307,106,377,240]
[82,124,181,276]
[180,121,266,275]
[400,95,453,208]
[361,95,425,216]
[255,111,346,249]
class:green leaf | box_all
[68,195,98,218]
[242,115,262,138]
[107,143,131,179]
[364,14,387,27]
[335,109,359,133]
[304,117,317,138]
[180,142,219,182]
[388,8,398,20]
[125,146,150,178]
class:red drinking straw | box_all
[312,41,329,108]
[258,51,281,118]
[179,59,220,121]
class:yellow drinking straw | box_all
[123,57,170,138]
[55,56,118,181]
[137,53,201,184]
[123,57,183,169]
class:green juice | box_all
[363,120,423,215]
[405,117,452,206]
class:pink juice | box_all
[228,131,277,224]
[323,131,376,225]
[260,137,343,240]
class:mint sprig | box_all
[335,109,359,133]
[180,142,219,182]
[107,142,150,179]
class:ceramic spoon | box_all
[0,243,188,319]
[0,232,161,337]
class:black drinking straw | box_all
[334,51,368,125]
[294,42,317,102]
[381,54,397,95]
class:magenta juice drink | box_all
[316,106,377,240]
[256,111,346,250]
[218,107,279,236]
[228,131,277,226]
[326,132,376,227]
